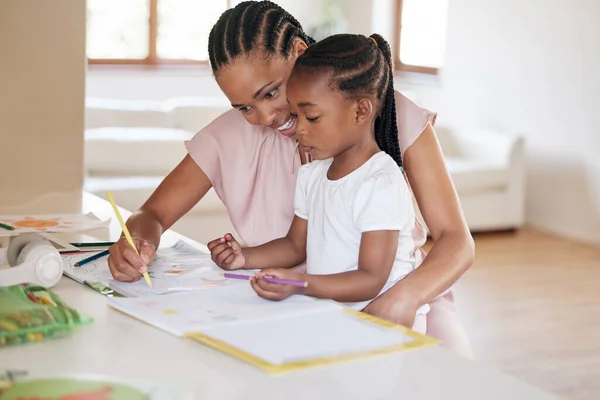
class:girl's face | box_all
[286,68,373,161]
[215,41,308,137]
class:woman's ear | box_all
[355,98,375,125]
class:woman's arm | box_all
[129,154,213,245]
[107,155,212,281]
[363,124,475,321]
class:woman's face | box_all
[215,40,307,137]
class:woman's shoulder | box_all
[393,90,437,152]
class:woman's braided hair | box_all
[208,1,316,75]
[294,33,402,168]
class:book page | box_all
[199,309,415,366]
[108,283,342,336]
[62,252,113,284]
[61,240,217,295]
[108,260,226,297]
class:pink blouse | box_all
[185,91,436,255]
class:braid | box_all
[294,33,403,168]
[371,34,402,168]
[208,1,316,74]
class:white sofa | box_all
[84,97,525,243]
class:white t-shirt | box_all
[294,152,429,314]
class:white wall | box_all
[427,0,600,245]
[85,0,600,245]
[0,0,86,210]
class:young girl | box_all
[207,33,429,332]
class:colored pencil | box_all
[223,272,308,288]
[70,241,116,248]
[74,249,110,267]
[0,222,14,231]
[105,191,152,288]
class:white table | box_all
[0,192,561,399]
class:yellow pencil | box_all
[105,191,152,288]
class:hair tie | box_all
[370,37,378,47]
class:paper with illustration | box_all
[62,240,228,296]
[0,213,109,237]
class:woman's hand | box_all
[362,286,420,329]
[250,268,306,301]
[107,237,156,282]
[207,233,245,270]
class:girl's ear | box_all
[293,38,309,58]
[355,98,375,125]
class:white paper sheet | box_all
[201,308,413,365]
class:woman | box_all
[107,0,474,358]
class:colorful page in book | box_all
[108,283,342,336]
[108,259,230,297]
[62,239,211,287]
[108,239,232,296]
[0,213,109,237]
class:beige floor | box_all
[450,228,600,400]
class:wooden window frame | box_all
[393,0,438,75]
[88,0,232,66]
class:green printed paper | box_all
[0,377,148,400]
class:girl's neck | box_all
[328,134,380,181]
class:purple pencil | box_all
[223,272,308,288]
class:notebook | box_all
[108,283,438,374]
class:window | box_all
[87,0,230,65]
[395,0,449,74]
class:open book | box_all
[108,283,438,374]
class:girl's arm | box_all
[303,230,398,302]
[207,216,307,270]
[242,216,308,269]
[252,230,399,303]
[363,124,475,322]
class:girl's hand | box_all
[250,268,306,301]
[362,287,420,328]
[207,233,245,270]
